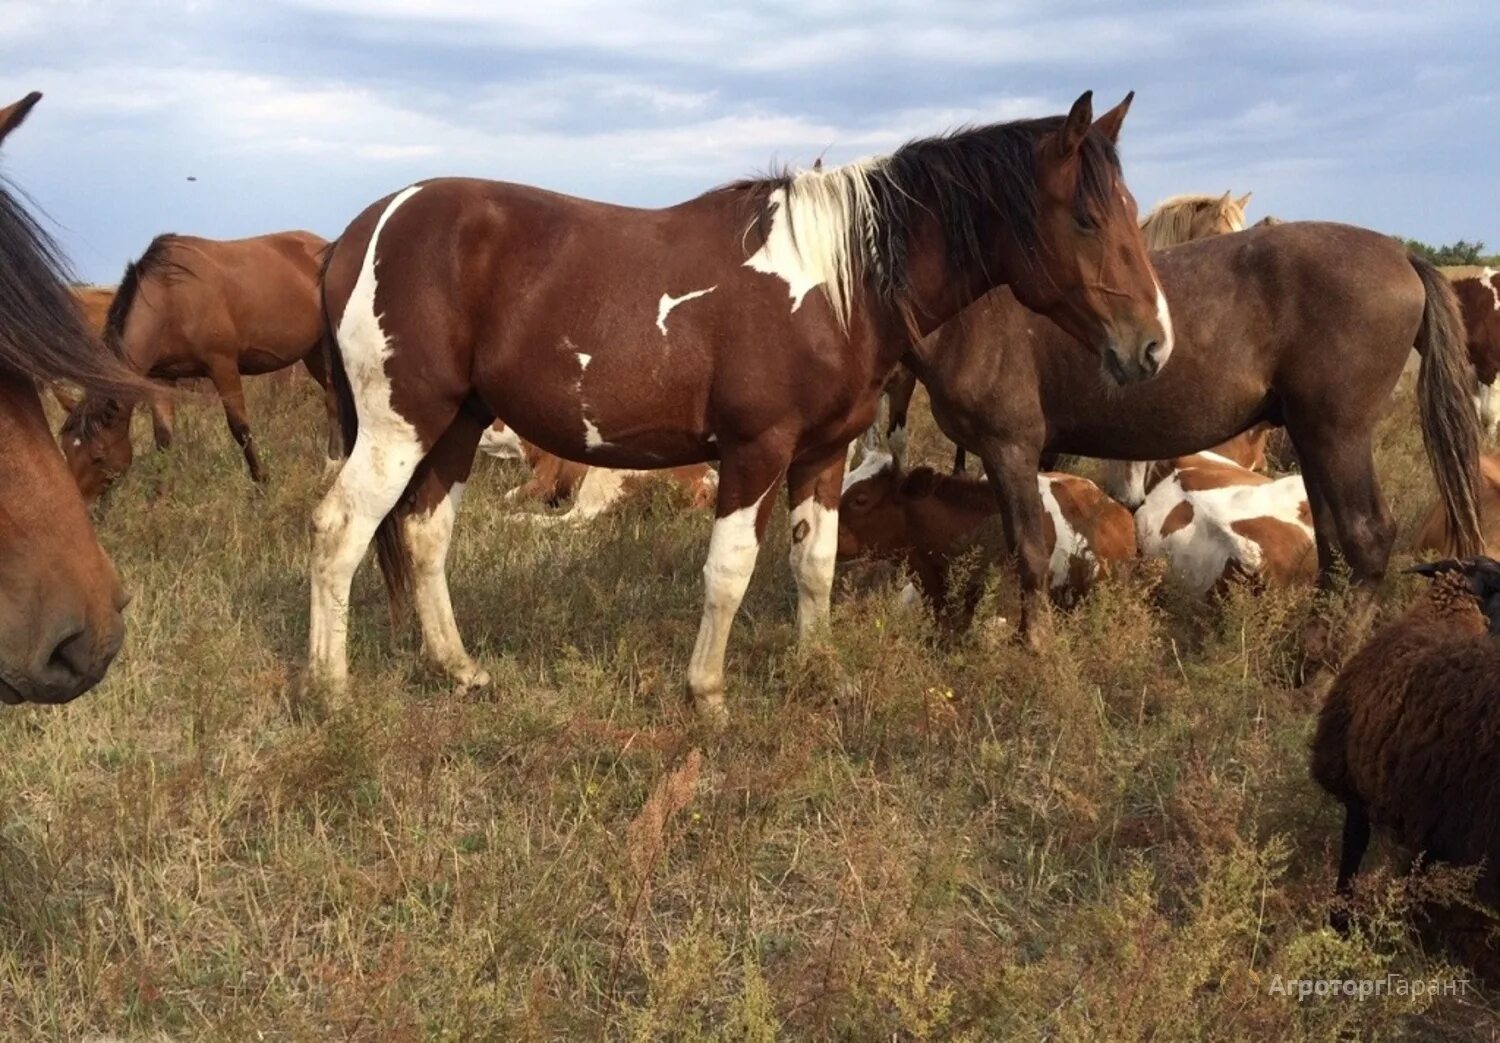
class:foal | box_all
[62,230,333,500]
[309,92,1172,721]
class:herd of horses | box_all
[0,88,1494,742]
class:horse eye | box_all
[1074,211,1099,233]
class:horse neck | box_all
[893,205,1002,339]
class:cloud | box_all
[0,0,1495,279]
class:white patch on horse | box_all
[403,481,488,689]
[688,489,770,720]
[741,161,883,331]
[1101,459,1149,509]
[1153,278,1175,365]
[1038,476,1096,591]
[478,422,524,460]
[842,449,892,494]
[788,498,839,638]
[576,352,593,371]
[656,286,716,335]
[1476,380,1499,438]
[583,415,608,450]
[1484,269,1500,311]
[309,184,426,689]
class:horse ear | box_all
[1090,90,1134,145]
[1057,90,1094,157]
[1235,192,1253,211]
[0,92,41,150]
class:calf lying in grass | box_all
[836,453,1136,623]
[1312,556,1500,947]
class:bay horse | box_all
[0,92,140,704]
[310,91,1174,721]
[901,222,1482,639]
[887,190,1250,467]
[1440,265,1500,436]
[61,230,334,501]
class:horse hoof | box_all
[688,688,729,731]
[454,665,492,692]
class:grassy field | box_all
[2,371,1498,1040]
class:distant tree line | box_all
[1401,238,1500,266]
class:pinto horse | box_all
[309,91,1173,721]
[0,92,139,704]
[902,223,1483,639]
[62,230,332,501]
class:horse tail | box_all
[1410,251,1484,556]
[318,236,414,614]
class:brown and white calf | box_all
[837,453,1137,617]
[481,421,717,522]
[1135,449,1315,593]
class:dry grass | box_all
[2,373,1497,1040]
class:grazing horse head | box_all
[61,395,133,502]
[991,91,1173,384]
[0,92,141,705]
[1140,191,1252,250]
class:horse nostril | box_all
[46,629,93,683]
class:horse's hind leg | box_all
[1292,425,1395,586]
[207,360,265,483]
[397,409,489,690]
[687,442,787,724]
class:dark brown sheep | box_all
[1311,557,1500,934]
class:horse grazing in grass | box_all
[61,230,333,501]
[1440,266,1500,436]
[310,91,1173,721]
[903,222,1482,640]
[0,92,140,705]
[886,190,1251,468]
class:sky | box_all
[0,0,1495,283]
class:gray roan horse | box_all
[899,222,1482,639]
[309,91,1174,722]
[0,92,141,704]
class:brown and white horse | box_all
[61,231,332,501]
[1441,266,1500,437]
[310,92,1173,721]
[904,223,1482,638]
[0,92,138,704]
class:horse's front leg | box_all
[786,447,847,640]
[974,440,1052,647]
[686,443,786,724]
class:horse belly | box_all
[477,340,716,468]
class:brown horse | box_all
[0,92,139,704]
[309,91,1173,721]
[887,189,1249,467]
[1441,266,1500,436]
[61,230,332,501]
[902,223,1482,638]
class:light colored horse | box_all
[1140,191,1252,251]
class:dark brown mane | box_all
[0,176,144,399]
[720,115,1121,320]
[102,233,190,356]
[915,468,1002,512]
